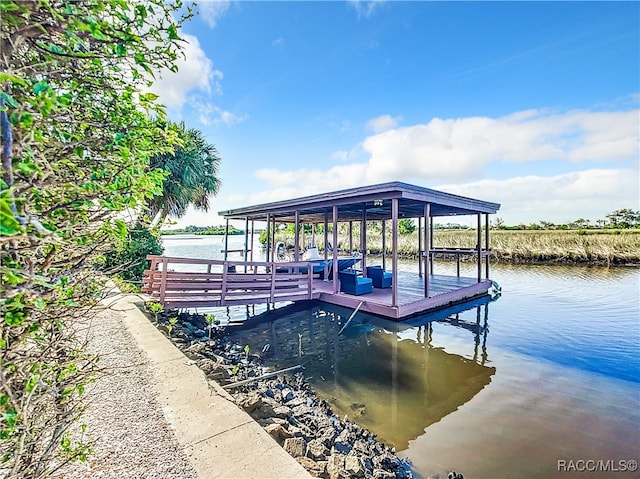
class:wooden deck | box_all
[312,272,493,319]
[143,255,494,320]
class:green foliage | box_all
[162,224,244,235]
[101,224,164,283]
[147,122,222,225]
[398,218,416,235]
[145,301,164,322]
[0,1,192,477]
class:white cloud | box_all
[348,0,385,18]
[247,107,638,190]
[149,34,222,110]
[193,101,248,126]
[240,105,638,225]
[198,0,231,29]
[360,108,638,183]
[366,114,402,133]
[436,168,639,224]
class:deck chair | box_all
[338,269,373,295]
[366,266,392,289]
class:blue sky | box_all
[150,1,639,228]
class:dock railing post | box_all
[477,213,482,282]
[159,257,168,303]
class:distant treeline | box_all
[162,225,244,235]
[492,208,640,230]
[162,209,639,236]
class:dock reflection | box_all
[228,296,498,450]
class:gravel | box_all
[55,306,199,479]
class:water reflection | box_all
[229,296,498,450]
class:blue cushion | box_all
[366,266,392,288]
[339,270,373,295]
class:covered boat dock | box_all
[143,182,500,320]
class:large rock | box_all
[373,470,396,479]
[296,457,327,478]
[236,393,263,413]
[344,455,365,478]
[264,423,292,443]
[306,438,329,461]
[326,453,345,479]
[283,437,307,458]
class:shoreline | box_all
[149,306,419,479]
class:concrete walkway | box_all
[111,292,311,479]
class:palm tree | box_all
[147,122,222,225]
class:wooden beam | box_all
[430,214,434,275]
[417,216,422,278]
[485,213,490,279]
[477,213,482,282]
[223,218,230,261]
[382,219,387,271]
[361,204,367,275]
[294,210,300,261]
[332,205,339,293]
[392,198,398,307]
[424,203,431,297]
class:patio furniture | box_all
[338,269,373,296]
[366,266,392,289]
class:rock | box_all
[236,393,263,413]
[345,455,365,477]
[326,453,345,479]
[306,439,329,461]
[283,437,307,458]
[264,423,292,443]
[196,359,222,377]
[185,342,207,354]
[296,456,327,478]
[281,388,295,402]
[373,469,395,479]
[333,429,354,455]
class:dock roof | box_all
[219,181,500,223]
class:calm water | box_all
[163,235,640,478]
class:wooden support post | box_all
[382,219,387,271]
[430,215,434,275]
[159,257,168,303]
[424,203,431,298]
[418,216,422,278]
[361,205,367,275]
[250,220,255,263]
[349,221,353,253]
[332,205,339,293]
[294,210,300,261]
[223,218,230,261]
[485,213,490,279]
[244,217,249,273]
[392,198,399,307]
[265,214,271,267]
[271,215,277,263]
[323,212,329,258]
[477,213,482,282]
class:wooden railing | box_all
[142,255,319,309]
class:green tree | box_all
[606,209,640,229]
[146,122,222,225]
[0,1,190,477]
[398,218,416,235]
[100,224,164,283]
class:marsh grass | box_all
[274,229,640,265]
